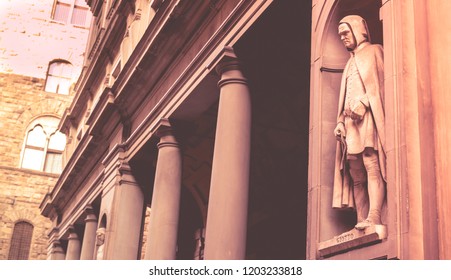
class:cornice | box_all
[41,130,99,216]
[40,193,54,218]
[70,7,125,121]
[101,142,127,170]
[87,0,104,17]
[111,0,179,102]
[59,108,76,134]
[124,0,270,155]
[86,87,116,136]
[51,171,104,239]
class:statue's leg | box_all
[361,147,385,227]
[348,155,368,227]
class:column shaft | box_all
[66,231,81,260]
[145,128,182,259]
[204,58,251,259]
[106,163,144,259]
[80,213,98,260]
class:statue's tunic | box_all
[344,56,378,155]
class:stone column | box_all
[80,209,98,260]
[144,120,182,260]
[204,50,251,259]
[66,228,81,260]
[106,161,144,259]
[50,241,66,260]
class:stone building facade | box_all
[40,0,451,260]
[0,0,90,259]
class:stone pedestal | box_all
[318,225,387,258]
[204,53,251,260]
[144,122,182,260]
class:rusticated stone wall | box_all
[0,0,89,260]
[0,73,73,260]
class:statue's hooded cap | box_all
[339,15,371,47]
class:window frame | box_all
[51,0,91,28]
[8,221,34,260]
[20,116,66,174]
[44,59,73,95]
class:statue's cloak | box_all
[332,43,386,209]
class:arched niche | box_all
[308,0,384,259]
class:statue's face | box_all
[96,232,105,245]
[338,23,356,51]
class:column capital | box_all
[48,226,60,239]
[68,226,79,240]
[215,46,240,73]
[51,240,65,254]
[52,240,62,248]
[214,47,247,88]
[51,242,66,260]
[208,46,237,71]
[84,205,98,222]
[155,118,179,149]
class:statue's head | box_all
[338,15,371,51]
[96,227,106,245]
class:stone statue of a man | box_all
[333,15,386,230]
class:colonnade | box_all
[49,52,252,260]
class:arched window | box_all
[44,60,73,95]
[21,116,66,174]
[8,221,34,260]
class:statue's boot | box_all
[353,183,369,229]
[356,149,385,230]
[355,209,381,230]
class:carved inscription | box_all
[318,225,387,258]
[336,232,354,243]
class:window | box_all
[21,116,66,174]
[44,60,73,95]
[52,0,91,27]
[53,1,71,22]
[72,1,89,26]
[8,222,34,260]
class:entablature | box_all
[41,130,103,217]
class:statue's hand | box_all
[351,101,367,121]
[334,122,346,140]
